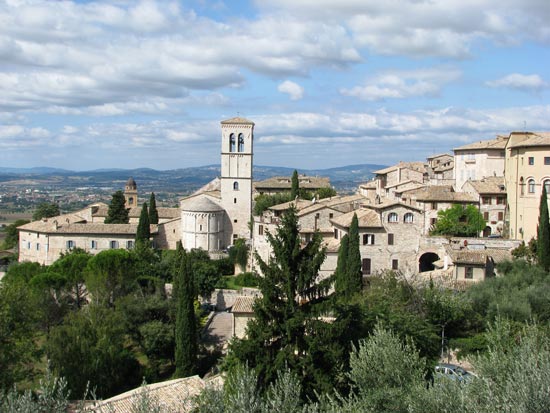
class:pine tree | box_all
[174,247,198,377]
[334,234,349,295]
[229,206,335,396]
[537,185,550,271]
[148,192,159,225]
[346,213,363,295]
[291,170,299,199]
[135,202,150,244]
[104,191,129,224]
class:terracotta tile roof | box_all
[426,153,453,160]
[324,237,341,252]
[89,376,208,412]
[364,200,424,212]
[404,186,478,202]
[507,131,550,149]
[433,164,454,172]
[19,220,141,235]
[485,248,513,263]
[452,251,488,265]
[268,199,312,211]
[453,135,508,151]
[465,176,506,194]
[254,175,331,190]
[221,117,254,125]
[180,196,223,212]
[128,207,180,219]
[385,179,424,190]
[359,180,377,189]
[192,177,221,195]
[374,161,427,175]
[330,208,382,228]
[232,296,256,313]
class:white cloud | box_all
[341,67,461,101]
[278,80,304,100]
[486,73,547,91]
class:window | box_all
[334,229,338,239]
[258,225,264,236]
[465,267,473,279]
[404,212,414,223]
[520,177,524,195]
[363,234,375,245]
[496,196,505,205]
[232,234,238,243]
[229,133,236,152]
[483,212,489,220]
[234,198,237,204]
[498,212,504,220]
[544,180,550,194]
[234,219,237,223]
[91,240,97,249]
[66,240,74,249]
[110,240,118,249]
[238,133,244,152]
[362,258,371,275]
[329,213,334,219]
[199,224,203,231]
[545,157,550,165]
[482,196,491,205]
[27,242,31,249]
[36,243,40,251]
[127,240,134,249]
[388,233,394,245]
[430,218,437,226]
[233,181,239,190]
[388,212,398,223]
[528,157,534,165]
[392,259,398,270]
[431,202,438,210]
[528,178,535,193]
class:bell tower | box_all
[124,177,138,208]
[219,117,254,246]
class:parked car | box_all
[434,363,475,383]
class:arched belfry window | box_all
[238,133,244,152]
[229,133,236,152]
[233,181,239,190]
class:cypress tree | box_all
[175,248,198,377]
[104,191,129,224]
[537,185,550,271]
[291,170,299,199]
[334,234,349,295]
[136,202,150,244]
[149,192,159,224]
[346,213,363,295]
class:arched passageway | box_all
[419,252,440,272]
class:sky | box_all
[1,0,549,171]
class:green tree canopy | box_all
[229,238,249,273]
[537,185,550,271]
[174,244,198,377]
[49,248,91,309]
[32,202,60,221]
[430,204,485,237]
[104,190,129,224]
[228,207,335,397]
[290,169,299,199]
[85,249,137,306]
[1,219,30,250]
[148,192,159,225]
[136,202,151,244]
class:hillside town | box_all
[16,119,548,288]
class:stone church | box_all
[18,117,255,265]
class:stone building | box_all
[253,175,331,196]
[453,135,507,190]
[19,117,255,264]
[504,131,550,241]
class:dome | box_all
[125,177,137,189]
[181,196,223,213]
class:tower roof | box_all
[221,117,254,125]
[125,177,137,189]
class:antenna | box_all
[523,120,526,132]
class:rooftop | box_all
[330,208,382,228]
[374,161,427,175]
[507,131,550,149]
[220,116,255,125]
[453,135,508,151]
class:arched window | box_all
[229,133,236,152]
[528,178,535,193]
[544,179,550,194]
[388,212,398,223]
[404,212,414,223]
[238,133,244,152]
[233,181,239,190]
[520,177,524,196]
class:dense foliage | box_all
[104,190,129,224]
[1,219,30,249]
[537,185,550,271]
[430,204,485,237]
[32,202,60,221]
[136,202,151,244]
[149,192,159,224]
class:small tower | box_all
[219,117,254,246]
[124,177,138,208]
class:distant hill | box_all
[0,164,386,193]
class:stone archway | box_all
[483,226,491,237]
[419,252,440,272]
